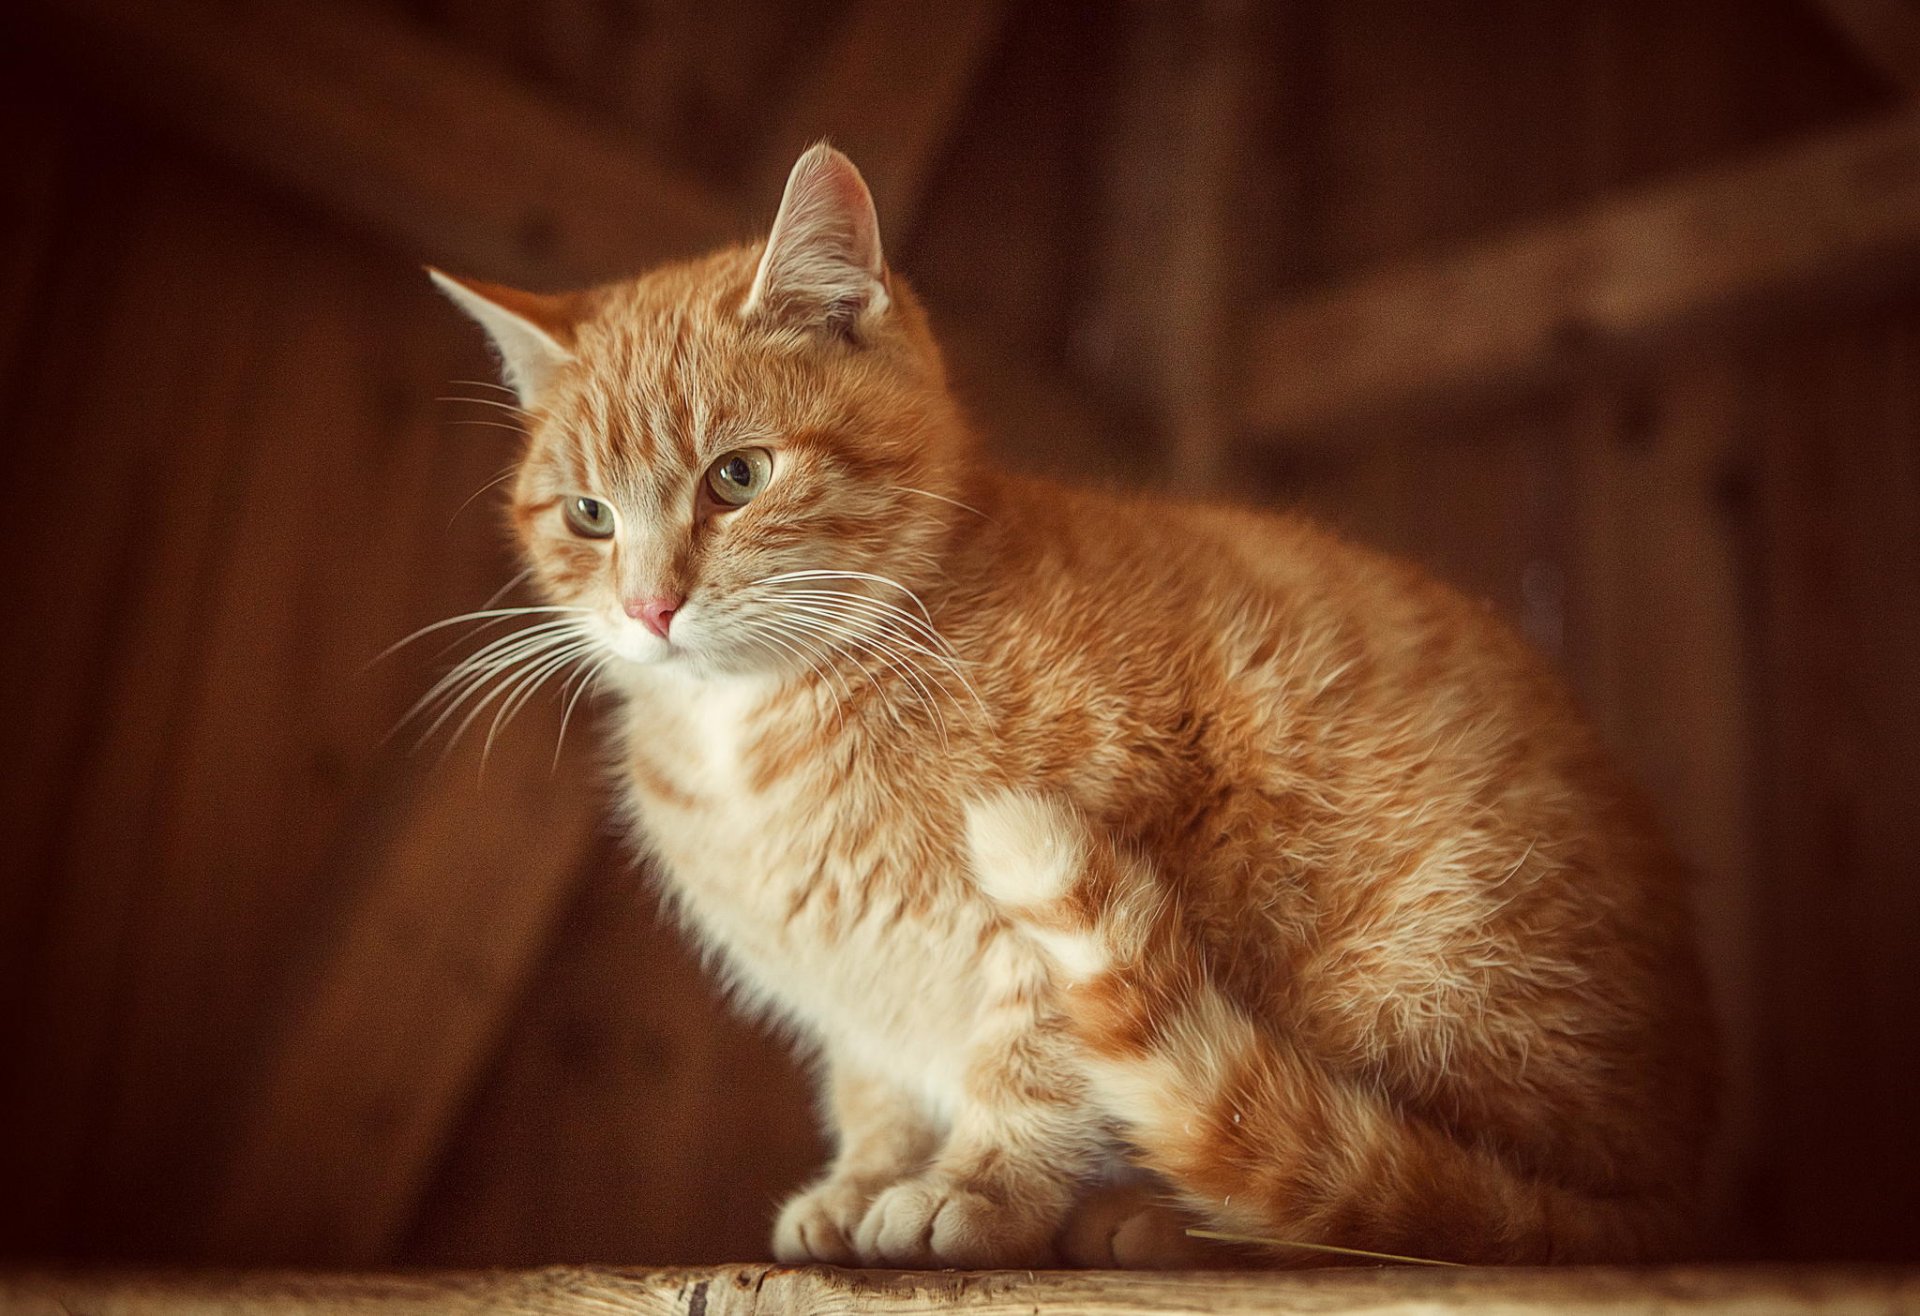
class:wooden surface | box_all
[4,1265,1917,1316]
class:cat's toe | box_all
[1059,1183,1215,1269]
[963,791,1082,910]
[854,1175,1054,1268]
[772,1179,868,1265]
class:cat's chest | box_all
[613,670,993,1058]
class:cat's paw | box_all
[963,791,1083,910]
[1057,1183,1216,1269]
[852,1173,1056,1268]
[772,1177,875,1265]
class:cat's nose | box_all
[626,592,683,639]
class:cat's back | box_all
[968,471,1713,1182]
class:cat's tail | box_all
[962,791,1696,1266]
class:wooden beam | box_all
[1814,0,1920,93]
[753,0,1010,240]
[5,0,735,290]
[1241,108,1920,438]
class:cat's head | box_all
[433,145,976,677]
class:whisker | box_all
[483,639,598,765]
[480,566,535,611]
[449,463,520,528]
[554,655,613,771]
[370,605,591,669]
[896,484,993,522]
[733,616,852,707]
[437,395,535,420]
[421,630,592,755]
[764,588,967,662]
[780,611,949,746]
[767,591,984,714]
[750,570,936,625]
[445,418,531,437]
[397,620,590,733]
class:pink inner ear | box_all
[747,144,889,326]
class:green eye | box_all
[563,496,615,538]
[705,447,773,508]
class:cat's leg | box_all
[772,1057,939,1264]
[964,789,1691,1265]
[849,968,1104,1267]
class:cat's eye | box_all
[563,496,616,538]
[705,448,773,508]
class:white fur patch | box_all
[964,791,1083,909]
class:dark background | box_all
[0,0,1915,1269]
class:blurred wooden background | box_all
[0,0,1915,1269]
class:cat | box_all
[430,143,1717,1268]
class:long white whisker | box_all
[771,594,984,715]
[423,630,592,755]
[445,418,531,437]
[554,655,613,770]
[896,485,992,521]
[437,395,535,420]
[398,621,588,737]
[733,615,851,706]
[449,378,522,396]
[780,611,949,746]
[449,463,520,528]
[371,606,591,668]
[483,639,598,765]
[764,588,967,662]
[750,570,936,625]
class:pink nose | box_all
[625,593,683,638]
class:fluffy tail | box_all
[963,791,1696,1265]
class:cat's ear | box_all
[428,269,578,407]
[742,143,891,340]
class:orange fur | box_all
[433,145,1717,1268]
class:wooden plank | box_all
[4,1264,1917,1316]
[753,0,1011,240]
[1242,106,1920,438]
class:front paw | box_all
[853,1173,1057,1268]
[773,1177,876,1265]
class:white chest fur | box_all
[610,665,1018,1115]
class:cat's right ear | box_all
[428,269,577,407]
[742,144,891,341]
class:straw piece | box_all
[1185,1228,1468,1267]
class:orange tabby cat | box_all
[431,144,1716,1267]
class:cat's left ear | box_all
[428,269,578,407]
[742,143,891,341]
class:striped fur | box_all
[433,145,1717,1268]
